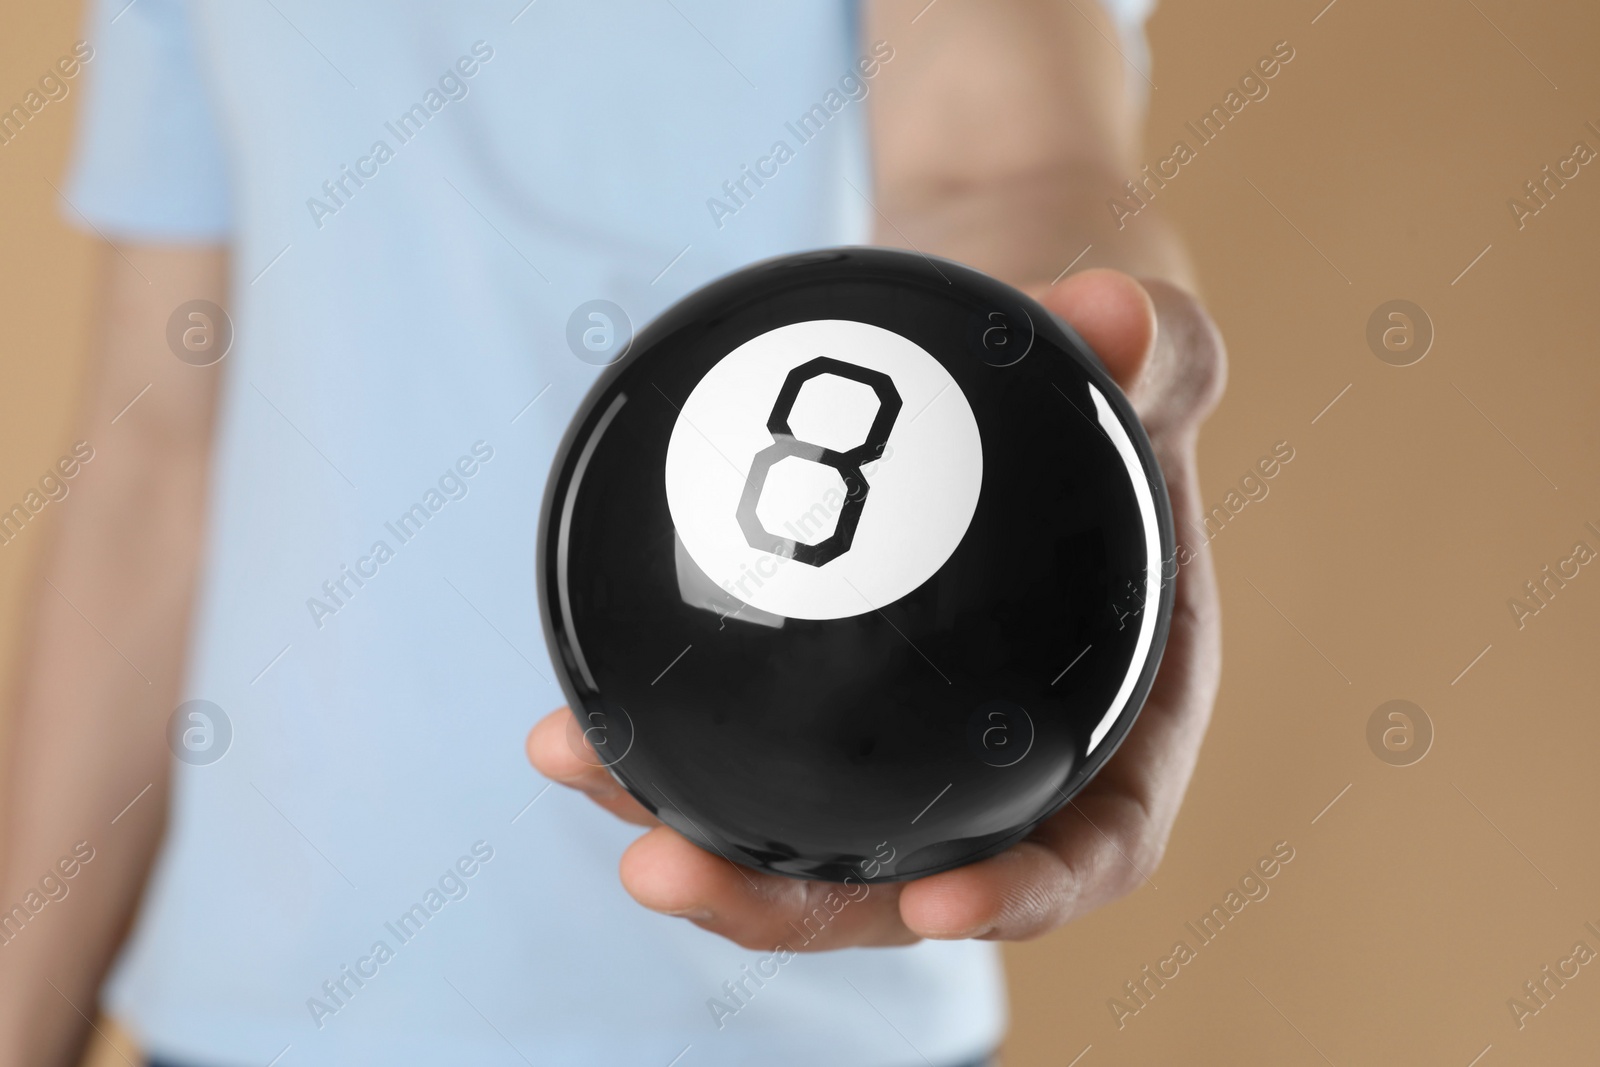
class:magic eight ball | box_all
[538,247,1174,884]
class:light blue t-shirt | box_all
[66,1,1148,1064]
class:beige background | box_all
[3,0,1598,1064]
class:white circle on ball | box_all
[665,319,983,621]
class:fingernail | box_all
[666,908,715,923]
[926,922,991,941]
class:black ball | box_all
[539,248,1174,883]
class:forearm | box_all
[0,247,226,1066]
[866,0,1195,289]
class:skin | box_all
[0,248,226,1066]
[0,2,1224,1062]
[527,0,1227,951]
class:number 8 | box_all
[735,357,902,567]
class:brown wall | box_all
[2,1,1597,1065]
[1005,1,1600,1064]
[0,1,97,699]
[0,0,116,1059]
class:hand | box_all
[527,268,1226,948]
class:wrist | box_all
[872,160,1197,293]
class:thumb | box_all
[1033,269,1227,441]
[1032,268,1156,393]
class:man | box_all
[1,0,1223,1064]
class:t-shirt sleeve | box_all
[63,0,232,240]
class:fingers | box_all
[619,827,919,950]
[1036,268,1157,392]
[531,709,916,949]
[1081,437,1221,854]
[1040,267,1225,830]
[1036,269,1226,444]
[1020,281,1225,916]
[526,707,660,827]
[905,445,1224,944]
[1126,278,1228,443]
[1018,280,1226,927]
[897,272,1230,943]
[529,708,915,948]
[899,792,1155,941]
[898,842,1074,940]
[1094,282,1225,820]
